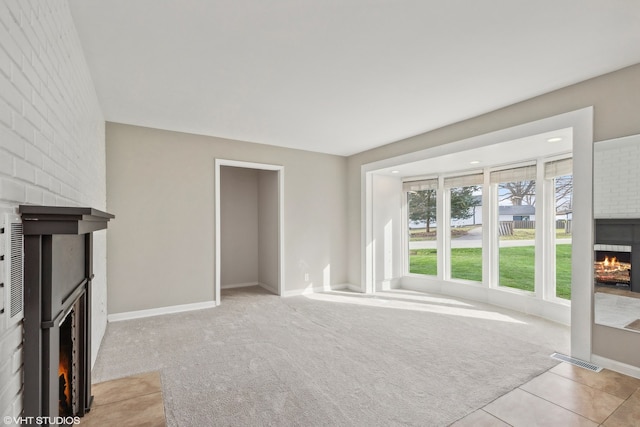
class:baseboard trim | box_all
[258,282,278,294]
[221,282,259,290]
[108,301,216,322]
[282,283,349,297]
[591,354,640,379]
[346,283,363,292]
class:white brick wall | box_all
[0,0,105,421]
[594,134,640,218]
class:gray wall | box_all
[258,170,279,292]
[347,63,640,368]
[106,122,347,313]
[220,166,259,287]
[219,166,279,292]
[348,63,640,286]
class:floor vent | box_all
[550,352,603,372]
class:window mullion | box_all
[534,160,546,299]
[437,176,447,281]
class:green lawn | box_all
[409,244,572,299]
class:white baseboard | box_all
[399,275,571,326]
[591,354,640,379]
[257,282,278,294]
[282,283,349,297]
[376,277,402,291]
[221,282,259,289]
[346,283,363,292]
[108,301,216,322]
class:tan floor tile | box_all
[484,388,598,427]
[551,363,640,400]
[520,372,623,423]
[603,388,640,426]
[450,409,511,426]
[91,371,162,406]
[80,391,165,427]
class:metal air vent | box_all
[1,212,23,329]
[10,221,23,318]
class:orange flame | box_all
[59,350,71,415]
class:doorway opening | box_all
[215,159,284,305]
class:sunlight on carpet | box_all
[303,291,527,324]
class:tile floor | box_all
[452,362,640,426]
[79,364,640,426]
[78,371,165,426]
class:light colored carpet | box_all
[92,287,569,426]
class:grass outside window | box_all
[409,244,572,299]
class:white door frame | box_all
[215,159,285,305]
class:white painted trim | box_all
[215,159,285,305]
[107,301,216,322]
[346,283,364,292]
[400,275,571,325]
[282,283,349,297]
[258,282,278,294]
[376,277,402,291]
[221,282,259,289]
[362,107,592,352]
[215,161,222,306]
[591,354,640,379]
[362,170,373,293]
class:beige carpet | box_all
[92,287,569,426]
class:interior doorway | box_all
[215,159,284,305]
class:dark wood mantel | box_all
[19,205,114,235]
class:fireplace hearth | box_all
[20,206,114,424]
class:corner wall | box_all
[106,123,348,313]
[0,0,105,419]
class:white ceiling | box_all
[372,128,573,178]
[69,0,640,156]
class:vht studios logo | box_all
[3,416,80,425]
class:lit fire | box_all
[595,255,631,284]
[59,350,71,415]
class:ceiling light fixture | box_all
[470,160,480,164]
[547,137,563,142]
[391,170,400,174]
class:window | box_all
[545,159,573,300]
[405,179,438,276]
[444,174,483,282]
[403,156,572,305]
[491,166,537,293]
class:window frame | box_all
[403,155,572,305]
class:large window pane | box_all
[554,174,573,299]
[450,185,482,281]
[494,167,536,292]
[408,189,437,276]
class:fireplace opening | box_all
[594,249,631,289]
[59,309,76,417]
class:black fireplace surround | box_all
[595,218,640,293]
[20,206,114,423]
